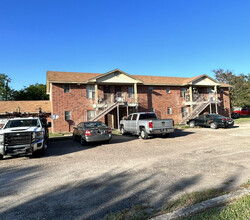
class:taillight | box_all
[108,128,112,134]
[85,130,92,136]
[149,121,153,128]
[173,120,175,127]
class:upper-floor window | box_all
[180,88,187,97]
[65,111,71,120]
[149,86,153,93]
[128,86,134,98]
[86,85,95,99]
[166,87,170,93]
[64,84,70,93]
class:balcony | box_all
[184,93,218,106]
[93,92,138,109]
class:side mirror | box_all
[73,127,78,130]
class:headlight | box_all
[33,131,44,140]
[0,134,3,143]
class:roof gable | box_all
[88,69,142,84]
[186,74,220,86]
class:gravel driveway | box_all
[1,122,250,219]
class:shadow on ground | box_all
[0,165,240,220]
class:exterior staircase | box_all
[179,100,213,125]
[90,102,120,121]
[179,93,219,125]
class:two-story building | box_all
[46,69,231,133]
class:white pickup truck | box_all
[0,117,51,159]
[120,112,174,139]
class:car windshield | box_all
[139,113,157,120]
[4,119,40,129]
[84,122,107,129]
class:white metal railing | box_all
[184,92,216,102]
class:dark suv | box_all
[187,114,234,129]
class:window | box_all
[180,88,187,97]
[65,111,71,120]
[87,110,96,121]
[166,87,170,93]
[128,86,134,98]
[132,114,137,120]
[86,85,95,99]
[167,107,172,115]
[148,86,153,93]
[220,88,224,94]
[139,113,157,120]
[181,107,188,118]
[64,84,70,93]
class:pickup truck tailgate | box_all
[152,120,174,129]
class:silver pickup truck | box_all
[120,112,174,139]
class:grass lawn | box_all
[103,180,250,220]
[49,132,72,138]
[234,116,250,123]
[185,195,250,220]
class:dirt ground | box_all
[0,122,250,220]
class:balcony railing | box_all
[184,93,217,102]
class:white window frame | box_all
[86,85,95,99]
[87,110,96,121]
[167,107,172,115]
[166,87,170,93]
[180,88,187,97]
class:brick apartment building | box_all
[46,69,231,133]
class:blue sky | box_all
[0,0,249,90]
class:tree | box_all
[213,69,250,107]
[13,84,49,100]
[0,73,13,101]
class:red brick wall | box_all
[51,84,96,133]
[51,83,231,132]
[137,85,189,123]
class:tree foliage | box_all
[12,83,49,100]
[213,69,250,107]
[0,73,13,101]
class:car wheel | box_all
[80,136,86,145]
[120,126,126,135]
[0,154,3,160]
[210,122,218,129]
[140,128,148,139]
[189,121,195,128]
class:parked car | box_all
[187,114,234,129]
[120,112,174,139]
[73,121,112,145]
[233,107,250,117]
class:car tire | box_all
[189,121,195,128]
[120,126,126,135]
[140,128,148,139]
[210,122,218,129]
[0,154,3,160]
[80,136,86,146]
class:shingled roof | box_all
[0,101,51,115]
[46,69,231,93]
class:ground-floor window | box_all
[87,110,96,121]
[167,107,172,115]
[65,111,71,120]
[181,107,189,118]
